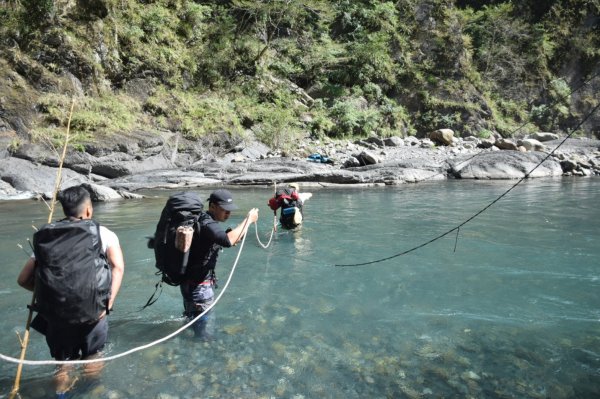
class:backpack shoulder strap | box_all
[195,211,216,231]
[91,219,105,255]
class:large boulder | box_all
[356,150,382,165]
[223,140,271,163]
[384,136,404,147]
[0,179,34,200]
[0,156,89,195]
[495,138,518,151]
[81,182,123,201]
[477,138,496,149]
[517,138,546,152]
[365,136,386,147]
[236,140,270,160]
[429,129,454,146]
[451,151,563,179]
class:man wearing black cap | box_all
[180,188,258,338]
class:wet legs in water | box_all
[188,310,216,340]
[181,281,216,340]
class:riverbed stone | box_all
[89,153,174,178]
[518,138,545,152]
[560,159,578,173]
[108,169,221,191]
[0,179,33,199]
[495,138,518,151]
[357,150,381,165]
[419,138,434,148]
[451,151,563,179]
[81,182,123,201]
[478,139,495,149]
[384,136,404,146]
[366,136,386,147]
[429,128,454,146]
[531,132,559,142]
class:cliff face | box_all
[0,0,598,157]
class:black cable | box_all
[414,69,600,183]
[453,226,460,253]
[335,101,600,267]
[274,73,600,268]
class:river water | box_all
[1,178,599,398]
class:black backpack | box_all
[152,192,206,286]
[274,188,302,229]
[33,219,111,325]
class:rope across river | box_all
[334,101,600,267]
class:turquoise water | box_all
[1,178,599,398]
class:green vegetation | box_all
[0,0,598,152]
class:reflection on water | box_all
[1,179,599,398]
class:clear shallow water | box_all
[1,178,599,398]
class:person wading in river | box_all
[177,189,259,339]
[17,185,125,398]
[268,183,312,230]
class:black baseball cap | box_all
[208,189,238,211]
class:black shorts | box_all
[37,316,109,361]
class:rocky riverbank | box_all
[1,130,599,201]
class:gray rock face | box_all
[1,135,598,201]
[0,156,141,200]
[451,151,563,179]
[88,153,174,178]
[0,157,89,194]
[109,169,221,191]
[13,132,174,179]
[0,179,33,200]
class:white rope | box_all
[254,181,280,249]
[255,215,277,249]
[0,220,251,367]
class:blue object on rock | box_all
[307,153,333,164]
